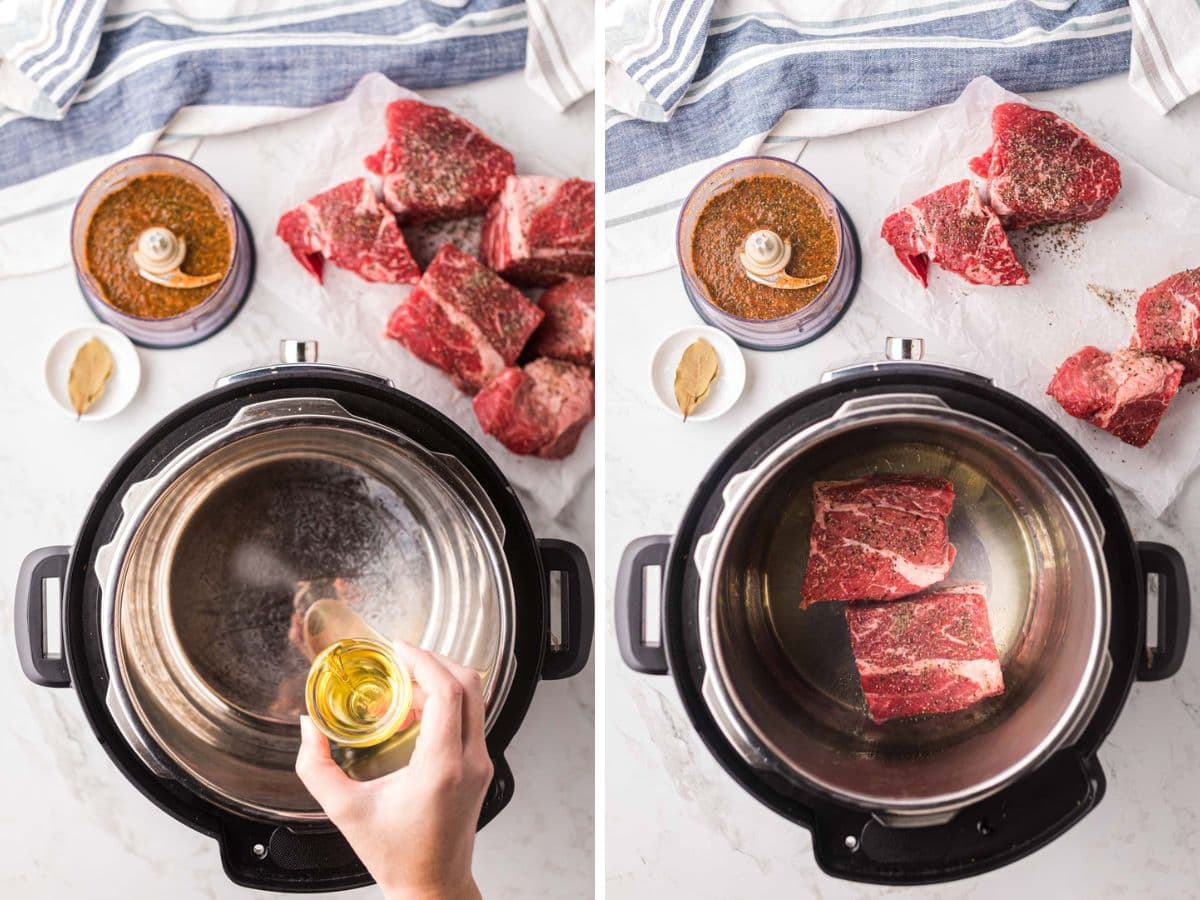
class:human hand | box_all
[296,642,494,900]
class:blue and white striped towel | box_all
[0,0,593,277]
[1129,0,1200,113]
[605,0,1198,279]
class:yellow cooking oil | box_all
[305,638,413,748]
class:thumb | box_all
[295,715,355,811]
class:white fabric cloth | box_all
[525,0,594,111]
[1128,0,1200,113]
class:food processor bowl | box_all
[70,154,252,348]
[676,157,859,351]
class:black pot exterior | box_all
[22,367,592,892]
[619,363,1187,884]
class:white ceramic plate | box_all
[45,324,141,421]
[651,325,746,422]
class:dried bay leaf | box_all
[68,337,114,416]
[674,338,720,421]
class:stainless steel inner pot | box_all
[94,397,515,821]
[696,393,1111,820]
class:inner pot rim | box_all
[697,396,1110,816]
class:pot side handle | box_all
[615,535,670,675]
[218,756,514,891]
[537,539,594,680]
[478,753,515,828]
[811,751,1104,884]
[15,546,71,688]
[1136,542,1190,682]
[217,822,367,891]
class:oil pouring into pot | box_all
[307,639,414,750]
[617,337,1190,884]
[294,585,417,753]
[15,340,594,892]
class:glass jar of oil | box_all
[305,638,413,748]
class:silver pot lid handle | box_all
[215,339,392,388]
[821,337,993,386]
[225,395,361,429]
[281,339,318,364]
[832,392,951,420]
[885,336,924,361]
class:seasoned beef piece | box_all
[801,475,957,606]
[386,245,542,393]
[881,180,1028,287]
[528,276,595,367]
[1046,346,1183,447]
[473,358,594,459]
[364,100,514,224]
[1132,268,1200,384]
[481,176,595,286]
[969,103,1121,229]
[276,178,420,284]
[846,583,1004,723]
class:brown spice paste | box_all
[691,175,838,320]
[85,173,232,318]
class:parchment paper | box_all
[254,73,593,518]
[861,77,1200,516]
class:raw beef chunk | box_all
[1046,347,1183,447]
[527,276,595,366]
[473,358,594,459]
[1132,268,1200,384]
[801,475,957,607]
[386,245,543,393]
[481,176,595,286]
[276,178,420,284]
[846,583,1004,723]
[881,180,1027,287]
[969,103,1121,229]
[364,100,515,224]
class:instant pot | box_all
[616,338,1188,884]
[16,341,593,891]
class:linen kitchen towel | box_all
[605,0,714,122]
[526,0,595,111]
[1128,0,1200,114]
[0,0,593,278]
[605,0,1182,279]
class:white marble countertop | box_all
[605,74,1200,899]
[0,71,594,900]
